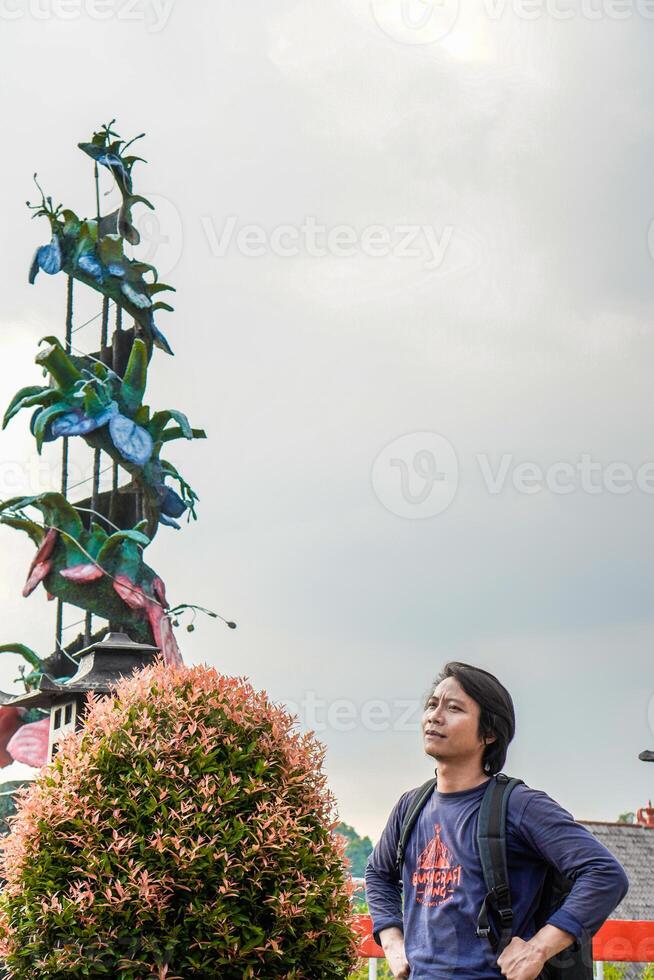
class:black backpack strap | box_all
[476,773,524,956]
[395,777,437,876]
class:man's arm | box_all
[364,790,414,975]
[364,792,409,944]
[516,790,630,946]
[495,790,628,980]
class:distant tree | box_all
[617,812,636,824]
[336,821,374,878]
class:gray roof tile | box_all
[580,821,654,920]
[580,821,654,979]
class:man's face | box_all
[422,677,491,767]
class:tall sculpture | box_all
[0,121,230,770]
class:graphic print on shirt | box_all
[411,823,463,908]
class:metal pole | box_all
[111,303,121,502]
[100,293,109,350]
[86,295,108,645]
[94,162,100,224]
[56,275,74,649]
[368,958,377,980]
[86,168,105,646]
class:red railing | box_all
[353,915,654,963]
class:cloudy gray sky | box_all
[1,0,653,840]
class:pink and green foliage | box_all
[0,661,358,979]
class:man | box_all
[365,662,629,979]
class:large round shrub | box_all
[0,661,358,979]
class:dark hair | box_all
[428,662,516,775]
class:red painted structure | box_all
[353,914,654,963]
[636,802,654,828]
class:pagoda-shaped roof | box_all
[8,632,159,711]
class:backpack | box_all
[395,773,594,979]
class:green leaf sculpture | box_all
[27,121,176,356]
[0,120,225,727]
[0,493,182,665]
[3,337,205,534]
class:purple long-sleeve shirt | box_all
[365,779,629,979]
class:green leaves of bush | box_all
[0,664,359,979]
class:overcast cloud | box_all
[0,0,653,839]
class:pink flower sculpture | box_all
[60,563,104,583]
[113,574,183,668]
[22,528,57,597]
[6,716,49,767]
[0,707,27,767]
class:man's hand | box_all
[379,926,410,979]
[497,936,546,980]
[498,924,576,979]
[386,945,410,979]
